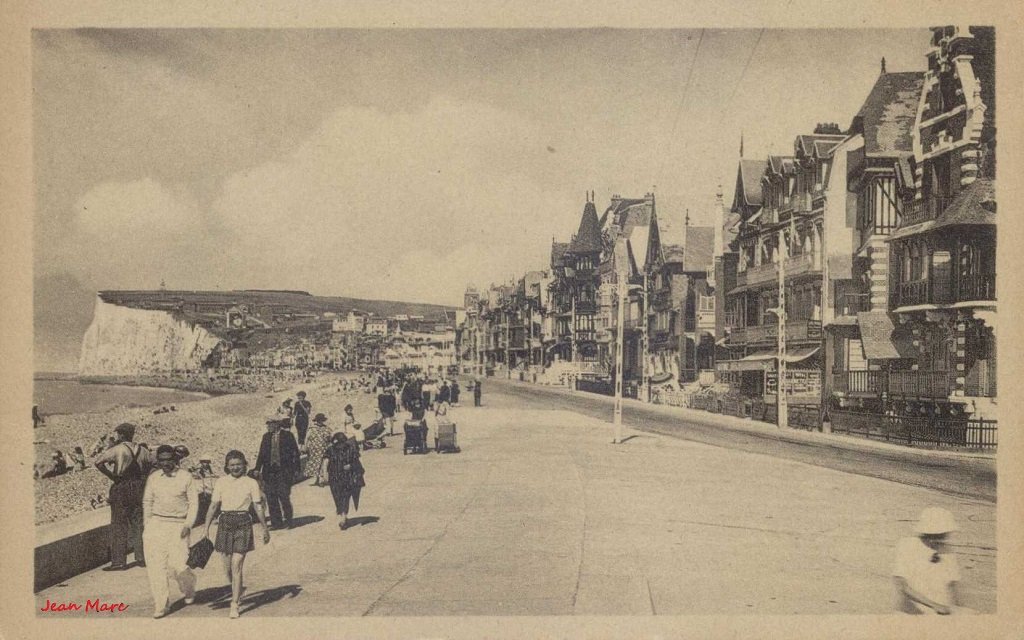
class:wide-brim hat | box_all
[915,507,958,535]
[313,413,328,424]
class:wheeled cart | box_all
[434,421,460,453]
[403,420,429,454]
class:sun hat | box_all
[313,413,328,424]
[915,507,958,535]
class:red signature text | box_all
[40,598,129,613]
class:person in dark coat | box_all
[323,432,365,530]
[401,376,422,413]
[473,378,482,407]
[378,388,398,436]
[293,391,312,446]
[450,381,461,406]
[437,380,451,406]
[253,416,300,529]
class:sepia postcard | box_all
[1,1,1021,639]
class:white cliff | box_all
[78,297,224,375]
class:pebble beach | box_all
[34,372,382,525]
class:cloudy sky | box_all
[33,28,929,370]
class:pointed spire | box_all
[568,198,602,254]
[740,132,744,158]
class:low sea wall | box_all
[35,508,115,593]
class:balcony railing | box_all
[746,323,778,343]
[958,273,997,302]
[793,193,813,213]
[901,195,954,226]
[784,253,820,277]
[894,273,996,308]
[727,326,746,345]
[888,370,952,398]
[831,369,954,399]
[832,370,888,395]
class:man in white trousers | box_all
[142,444,200,618]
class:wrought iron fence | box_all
[829,409,997,449]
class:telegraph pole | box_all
[776,228,788,429]
[613,259,626,443]
[640,269,650,402]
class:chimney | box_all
[881,57,887,74]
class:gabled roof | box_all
[568,201,603,254]
[683,226,715,273]
[767,155,797,176]
[733,159,767,211]
[796,134,845,157]
[628,225,651,272]
[550,242,569,268]
[658,216,687,264]
[849,71,925,155]
[814,140,841,158]
[600,197,646,230]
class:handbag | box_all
[187,537,215,569]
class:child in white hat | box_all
[893,507,974,614]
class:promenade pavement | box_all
[35,385,995,617]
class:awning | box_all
[785,346,820,362]
[717,357,773,372]
[650,371,673,385]
[716,347,820,372]
[856,311,915,359]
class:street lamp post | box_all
[640,270,650,403]
[775,228,788,429]
[613,260,626,443]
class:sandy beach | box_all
[34,372,384,525]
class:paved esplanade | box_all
[37,382,995,616]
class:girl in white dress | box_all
[203,451,271,619]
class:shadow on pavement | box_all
[192,584,232,605]
[220,584,303,614]
[288,515,325,529]
[345,515,379,528]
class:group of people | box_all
[87,383,379,619]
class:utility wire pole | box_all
[640,269,650,402]
[613,255,627,443]
[775,228,788,429]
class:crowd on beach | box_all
[74,367,480,619]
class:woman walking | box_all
[323,432,365,530]
[305,413,332,486]
[203,451,271,619]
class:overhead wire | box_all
[655,28,706,190]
